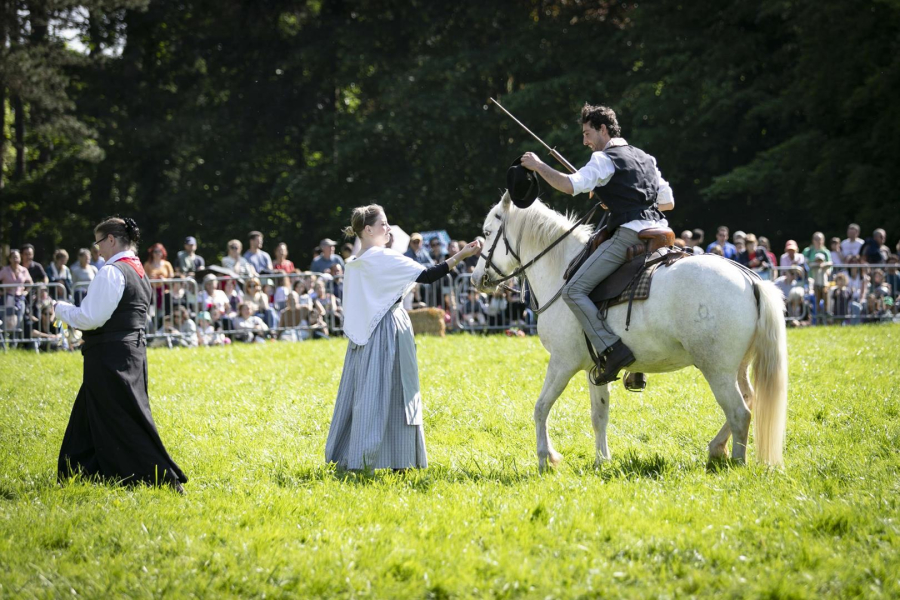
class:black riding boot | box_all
[589,340,636,386]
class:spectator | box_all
[802,232,831,264]
[706,226,738,260]
[20,244,48,284]
[862,293,888,324]
[679,230,693,247]
[708,245,724,257]
[196,310,220,346]
[46,249,73,300]
[340,243,355,263]
[233,302,268,343]
[310,238,345,273]
[884,255,900,299]
[732,230,746,247]
[244,231,274,274]
[869,269,892,299]
[314,278,342,329]
[428,237,446,262]
[168,277,192,315]
[461,289,488,327]
[828,273,853,324]
[829,236,843,266]
[245,276,279,329]
[222,277,243,316]
[222,239,258,280]
[487,289,509,328]
[31,300,66,352]
[691,228,705,253]
[89,245,105,270]
[143,243,175,329]
[0,249,33,337]
[273,275,293,310]
[861,228,890,265]
[272,242,295,273]
[70,248,98,306]
[779,240,806,272]
[757,236,777,266]
[809,251,833,317]
[163,306,199,348]
[785,287,810,327]
[405,233,434,266]
[734,238,745,255]
[199,273,230,314]
[176,236,205,275]
[845,255,869,302]
[329,263,344,300]
[840,223,864,259]
[737,233,772,278]
[774,266,806,301]
[206,306,231,344]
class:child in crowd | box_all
[233,302,268,343]
[827,273,853,324]
[809,251,833,317]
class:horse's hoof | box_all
[548,450,563,467]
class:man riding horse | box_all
[520,104,675,386]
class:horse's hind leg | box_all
[588,375,611,466]
[708,359,753,459]
[702,369,751,463]
[534,357,576,471]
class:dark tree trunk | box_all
[13,95,26,180]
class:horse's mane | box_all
[503,192,593,248]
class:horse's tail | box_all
[750,280,788,466]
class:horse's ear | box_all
[501,190,512,210]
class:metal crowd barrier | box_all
[1,281,78,352]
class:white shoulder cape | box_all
[342,246,425,345]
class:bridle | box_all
[479,202,603,314]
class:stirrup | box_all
[589,362,621,387]
[623,371,647,393]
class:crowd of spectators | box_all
[3,222,898,351]
[679,224,900,326]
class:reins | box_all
[481,202,604,314]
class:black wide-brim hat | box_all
[506,157,541,209]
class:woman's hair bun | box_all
[341,225,357,239]
[123,217,141,245]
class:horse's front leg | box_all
[534,358,576,472]
[588,375,611,466]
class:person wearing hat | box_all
[176,236,205,276]
[54,217,186,493]
[310,238,346,273]
[404,232,434,267]
[779,240,806,271]
[516,103,674,386]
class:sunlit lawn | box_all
[1,325,898,597]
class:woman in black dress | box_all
[54,217,186,492]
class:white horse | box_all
[472,193,788,470]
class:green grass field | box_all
[1,325,899,598]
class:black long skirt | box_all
[58,335,187,487]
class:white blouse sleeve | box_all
[55,265,126,330]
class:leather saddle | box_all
[564,227,677,305]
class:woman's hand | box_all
[457,240,483,260]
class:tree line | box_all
[2,0,897,265]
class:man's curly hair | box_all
[580,104,621,137]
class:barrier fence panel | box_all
[4,261,897,352]
[768,263,898,325]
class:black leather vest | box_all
[594,145,664,230]
[81,261,151,338]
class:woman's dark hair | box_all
[342,204,384,238]
[95,216,141,249]
[581,104,621,137]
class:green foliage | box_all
[1,325,899,596]
[2,0,898,263]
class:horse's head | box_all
[472,192,518,293]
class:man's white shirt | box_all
[55,250,133,330]
[566,138,672,232]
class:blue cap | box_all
[185,236,197,245]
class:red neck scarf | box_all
[115,256,146,278]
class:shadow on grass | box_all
[269,457,539,489]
